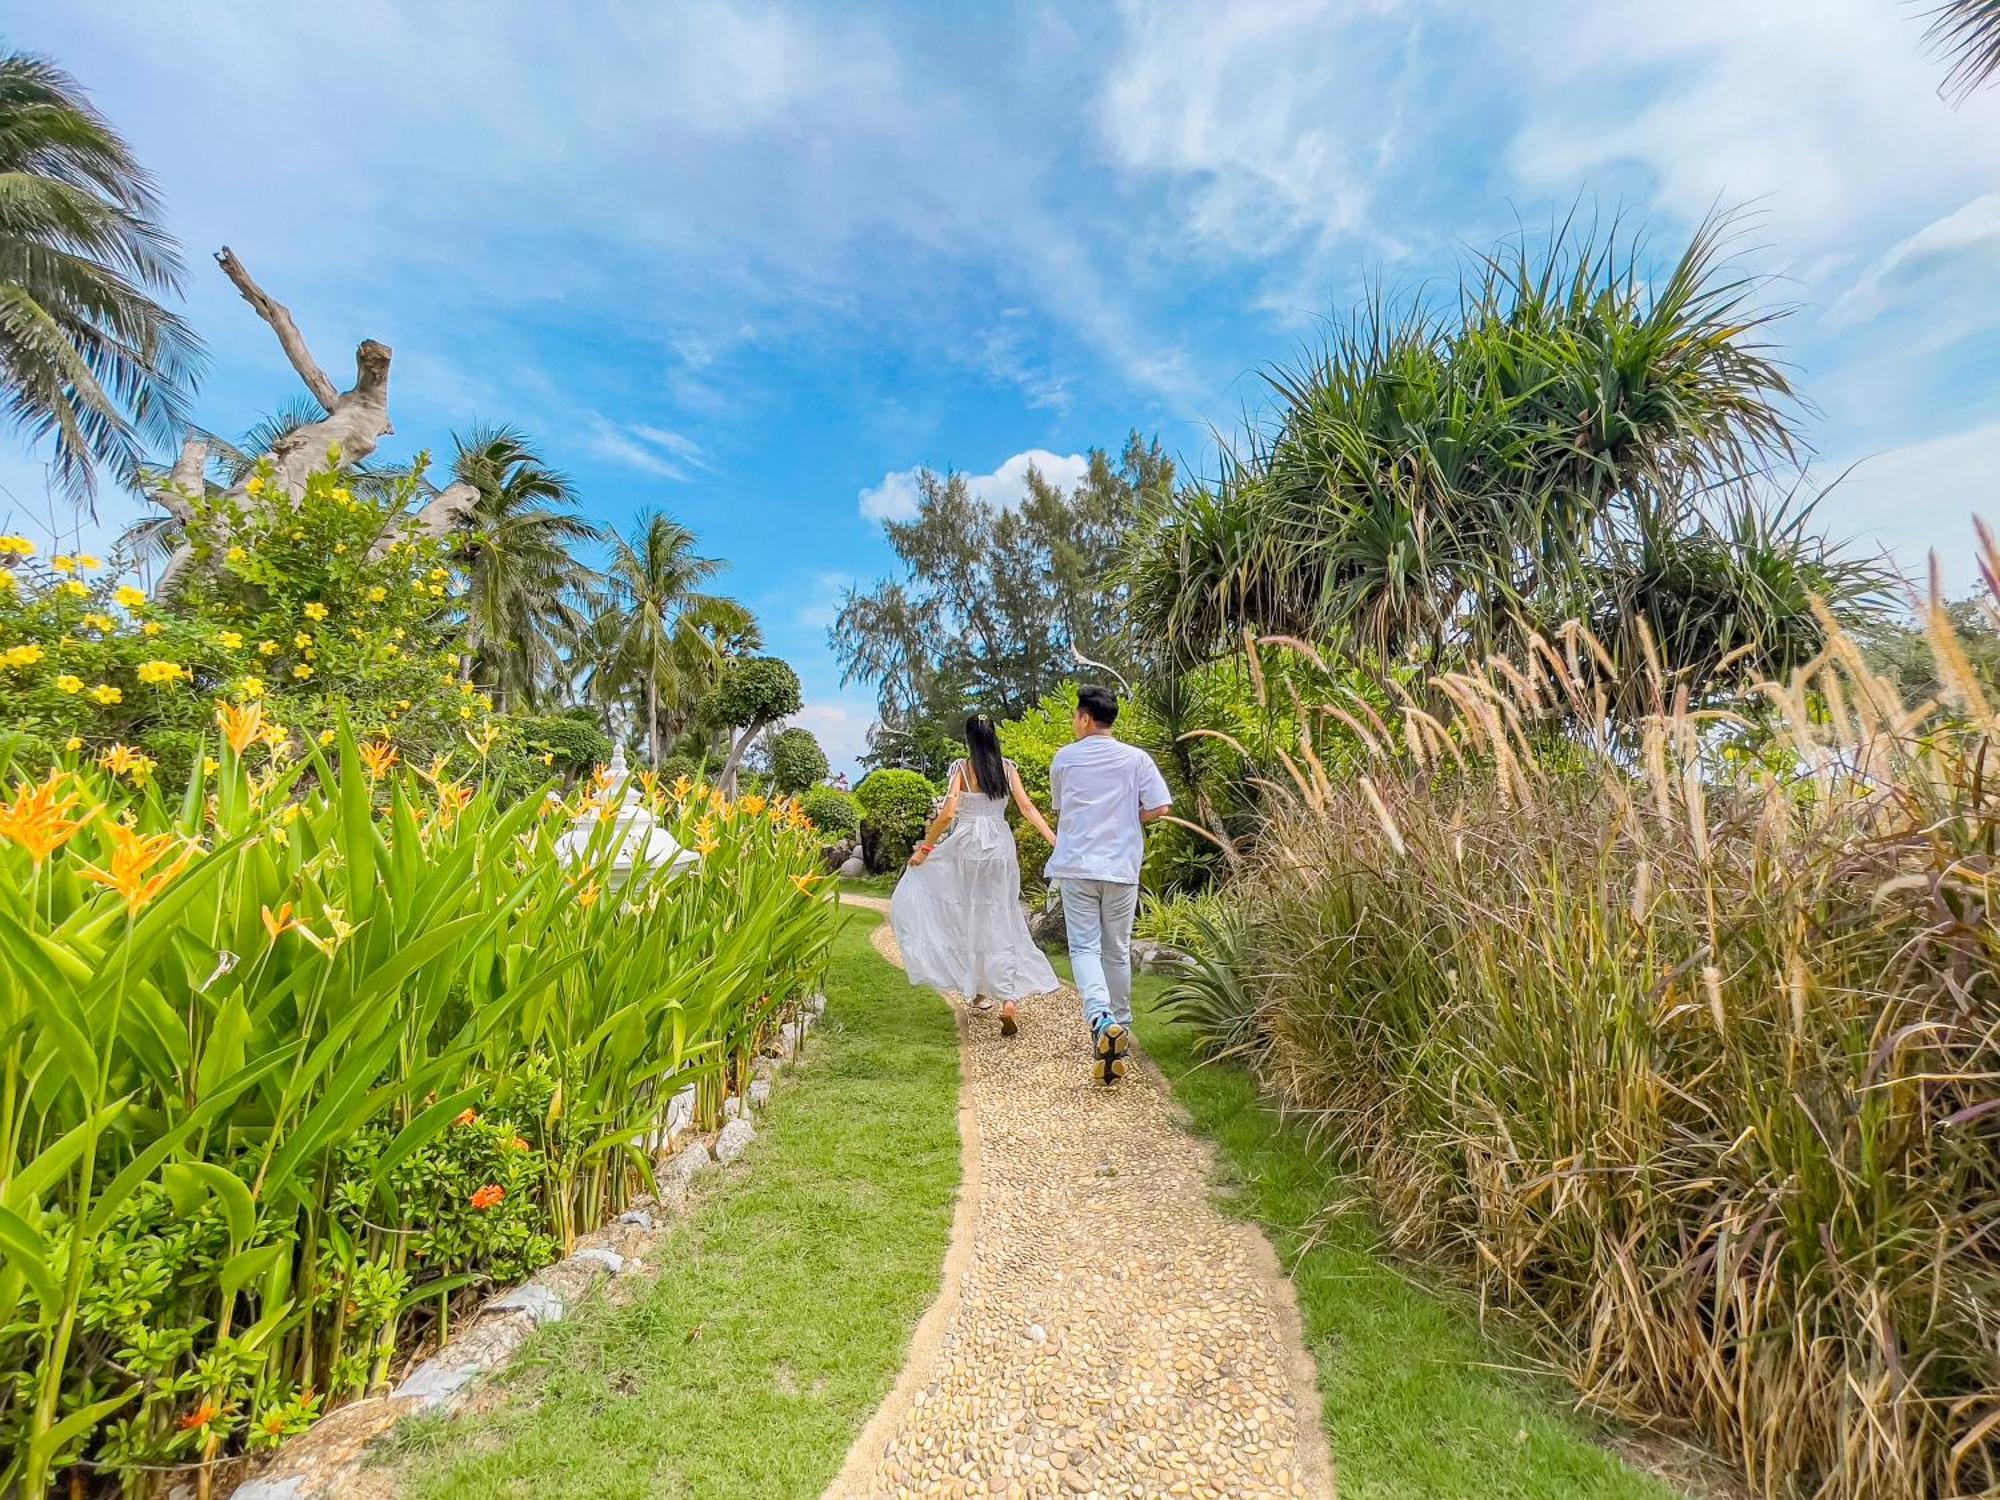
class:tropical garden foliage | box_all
[0,722,830,1495]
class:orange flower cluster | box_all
[78,824,201,913]
[469,1183,505,1211]
[0,769,91,866]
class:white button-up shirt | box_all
[1043,734,1172,886]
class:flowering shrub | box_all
[0,462,505,783]
[0,721,831,1494]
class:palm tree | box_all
[597,511,753,765]
[447,424,600,710]
[0,51,202,512]
[1927,1,2000,99]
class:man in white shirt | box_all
[1044,684,1173,1084]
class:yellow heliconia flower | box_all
[77,823,201,913]
[576,880,602,910]
[359,740,399,781]
[55,674,83,694]
[50,555,77,574]
[89,683,121,705]
[97,743,155,785]
[216,630,244,650]
[115,585,147,610]
[303,601,327,621]
[1,644,46,669]
[136,660,187,685]
[0,535,34,557]
[0,769,92,866]
[671,774,694,801]
[215,698,267,754]
[739,794,767,817]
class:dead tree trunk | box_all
[150,249,476,597]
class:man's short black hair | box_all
[1076,684,1119,728]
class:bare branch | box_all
[405,480,478,542]
[215,247,341,411]
[146,434,207,525]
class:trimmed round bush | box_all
[513,713,614,776]
[854,768,937,871]
[769,725,829,793]
[799,784,860,848]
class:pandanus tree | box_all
[1124,214,1882,712]
[0,50,203,512]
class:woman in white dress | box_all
[890,714,1059,1035]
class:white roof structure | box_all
[553,744,701,882]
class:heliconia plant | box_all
[0,711,831,1496]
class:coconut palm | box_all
[597,511,754,765]
[447,423,600,710]
[1927,1,2000,99]
[0,51,202,512]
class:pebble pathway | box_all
[827,898,1335,1500]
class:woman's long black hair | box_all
[964,713,1007,799]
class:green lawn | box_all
[1122,963,1690,1500]
[835,871,899,899]
[383,910,959,1499]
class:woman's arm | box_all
[909,765,962,866]
[1007,762,1057,845]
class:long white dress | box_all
[890,760,1059,1001]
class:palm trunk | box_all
[647,674,660,767]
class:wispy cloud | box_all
[582,416,698,480]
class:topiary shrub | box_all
[854,768,937,871]
[799,784,860,850]
[769,725,829,793]
[512,712,613,777]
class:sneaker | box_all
[1092,1021,1129,1085]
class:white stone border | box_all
[220,992,828,1500]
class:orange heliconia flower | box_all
[790,873,823,895]
[77,824,201,913]
[576,880,602,910]
[215,698,267,755]
[359,740,399,781]
[0,769,92,867]
[454,1108,478,1127]
[177,1399,220,1431]
[260,903,323,953]
[469,1184,504,1211]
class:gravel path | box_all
[827,896,1335,1500]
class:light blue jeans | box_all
[1058,878,1140,1029]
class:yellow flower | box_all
[1,644,45,669]
[429,583,446,598]
[89,683,121,704]
[63,736,82,753]
[202,756,219,775]
[366,585,387,603]
[576,880,602,910]
[82,614,116,633]
[291,663,313,680]
[237,675,265,699]
[293,631,313,649]
[303,601,327,621]
[58,580,88,598]
[55,674,83,694]
[541,751,555,767]
[381,643,400,658]
[458,704,473,720]
[0,571,13,590]
[226,546,248,566]
[77,554,102,571]
[0,769,91,866]
[0,535,34,557]
[50,555,76,575]
[318,728,336,746]
[208,631,241,653]
[259,723,291,758]
[244,475,266,496]
[97,743,156,784]
[77,824,200,912]
[141,621,162,636]
[136,659,187,685]
[429,567,449,582]
[115,585,147,610]
[333,541,347,554]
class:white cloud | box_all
[1819,419,2000,593]
[582,416,696,480]
[858,448,1090,522]
[1825,192,2000,334]
[788,695,877,779]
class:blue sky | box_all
[5,0,2000,773]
